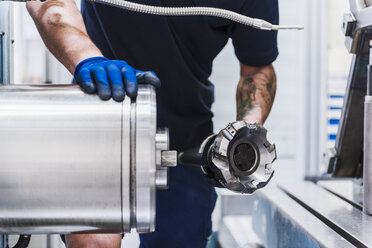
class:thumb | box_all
[136,71,161,88]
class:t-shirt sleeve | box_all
[231,0,279,66]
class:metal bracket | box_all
[343,13,356,37]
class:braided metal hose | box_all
[2,0,303,30]
[90,0,303,30]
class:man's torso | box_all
[81,0,277,151]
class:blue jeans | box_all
[139,164,217,248]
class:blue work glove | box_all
[74,57,161,101]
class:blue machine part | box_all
[327,94,345,147]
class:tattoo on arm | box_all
[236,66,277,124]
[236,76,258,119]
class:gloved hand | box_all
[74,57,161,101]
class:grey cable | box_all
[90,0,303,30]
[3,0,304,30]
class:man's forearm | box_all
[236,64,276,124]
[26,0,103,74]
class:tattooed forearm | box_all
[236,64,277,124]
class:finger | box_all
[122,65,138,98]
[92,66,111,100]
[107,64,125,102]
[136,71,161,88]
[77,67,96,94]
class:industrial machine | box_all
[0,83,277,233]
[326,0,372,215]
[0,83,277,248]
[218,1,372,247]
[0,84,176,235]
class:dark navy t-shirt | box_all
[81,0,279,151]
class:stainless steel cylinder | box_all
[0,84,175,234]
[364,96,372,215]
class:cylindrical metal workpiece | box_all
[364,95,372,215]
[0,84,175,234]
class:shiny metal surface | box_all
[154,129,176,190]
[200,122,276,193]
[218,187,354,248]
[0,85,122,234]
[219,216,263,248]
[161,151,177,167]
[280,181,372,247]
[317,180,362,209]
[134,86,156,233]
[364,96,372,215]
[0,84,172,234]
[121,94,131,232]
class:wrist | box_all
[74,56,108,77]
[70,50,104,72]
[239,109,264,125]
[243,118,263,125]
[63,40,104,73]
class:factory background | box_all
[2,0,353,247]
